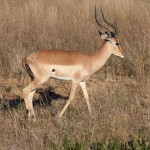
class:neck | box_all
[90,41,111,74]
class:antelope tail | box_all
[22,57,34,81]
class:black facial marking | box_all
[116,42,119,46]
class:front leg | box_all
[57,81,79,119]
[79,81,92,115]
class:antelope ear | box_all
[98,30,109,40]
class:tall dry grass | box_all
[0,0,150,149]
[0,0,149,78]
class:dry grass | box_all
[0,0,150,149]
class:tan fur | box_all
[22,39,124,121]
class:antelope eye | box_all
[116,42,119,46]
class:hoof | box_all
[56,114,62,120]
[28,114,36,122]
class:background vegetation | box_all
[0,0,150,149]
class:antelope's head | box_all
[95,7,124,58]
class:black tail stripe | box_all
[25,64,34,81]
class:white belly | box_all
[50,75,72,80]
[49,65,82,81]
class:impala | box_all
[22,7,124,121]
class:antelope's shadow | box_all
[0,87,68,111]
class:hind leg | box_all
[23,80,40,121]
[22,77,49,121]
[28,90,36,121]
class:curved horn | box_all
[100,8,117,35]
[95,6,111,33]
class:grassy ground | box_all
[0,0,150,149]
